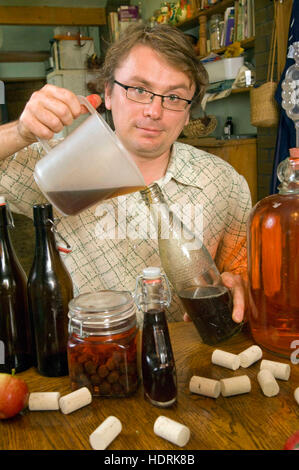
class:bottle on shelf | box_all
[27,203,73,376]
[140,184,242,345]
[224,116,233,139]
[209,14,222,51]
[247,149,299,358]
[0,197,33,373]
[134,266,177,408]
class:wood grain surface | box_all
[0,322,298,451]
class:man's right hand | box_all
[17,84,102,144]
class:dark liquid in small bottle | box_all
[47,186,146,216]
[142,309,177,407]
[179,285,241,345]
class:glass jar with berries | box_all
[67,291,139,397]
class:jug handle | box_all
[36,95,97,154]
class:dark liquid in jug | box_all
[179,285,241,345]
[142,309,177,407]
[47,186,146,216]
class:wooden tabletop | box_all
[1,322,298,451]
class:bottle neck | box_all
[33,222,59,258]
[0,205,14,246]
[140,277,166,313]
[140,183,166,205]
[277,153,299,195]
[0,205,21,271]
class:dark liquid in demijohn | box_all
[47,186,146,216]
[179,285,242,345]
[142,309,177,407]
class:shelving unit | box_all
[177,0,234,32]
[176,0,255,59]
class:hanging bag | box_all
[250,5,279,128]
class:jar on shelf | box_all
[209,14,222,51]
[67,291,139,397]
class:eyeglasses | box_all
[113,80,193,111]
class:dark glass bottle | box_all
[224,116,233,139]
[27,204,73,376]
[135,267,177,408]
[0,198,33,373]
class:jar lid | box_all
[142,267,161,279]
[68,290,136,336]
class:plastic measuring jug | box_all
[34,96,146,216]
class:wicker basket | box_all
[250,82,279,128]
[250,7,279,128]
[183,115,217,138]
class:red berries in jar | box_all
[67,291,139,397]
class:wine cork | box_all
[28,392,61,411]
[154,416,190,447]
[89,416,122,450]
[260,359,290,381]
[220,375,251,397]
[257,369,279,397]
[239,345,263,368]
[211,349,240,370]
[294,387,299,405]
[59,387,92,414]
[189,376,220,398]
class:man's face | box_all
[105,44,195,161]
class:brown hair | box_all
[98,23,208,107]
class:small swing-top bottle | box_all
[135,266,177,407]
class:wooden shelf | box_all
[199,36,255,58]
[205,86,252,95]
[231,86,253,94]
[0,6,106,25]
[177,0,234,30]
[0,51,50,63]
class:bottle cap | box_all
[0,196,6,206]
[142,267,161,279]
[33,203,54,225]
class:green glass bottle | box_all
[0,197,33,372]
[27,203,73,376]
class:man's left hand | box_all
[220,272,248,323]
[183,272,248,324]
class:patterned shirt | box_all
[0,141,252,324]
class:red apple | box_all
[284,431,299,450]
[0,371,29,419]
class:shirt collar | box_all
[155,141,210,190]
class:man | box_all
[0,24,250,324]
